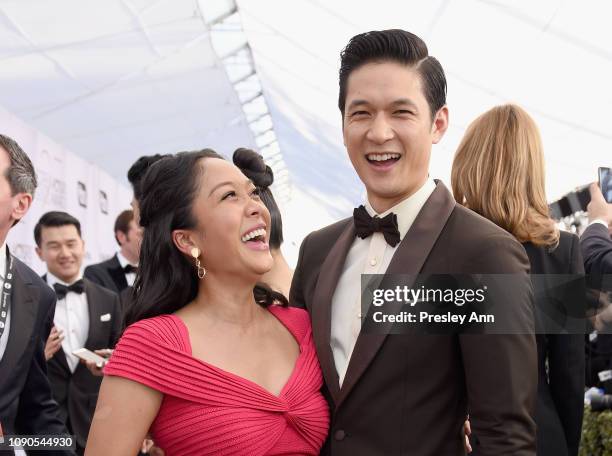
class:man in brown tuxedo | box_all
[289,30,537,455]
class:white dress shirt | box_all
[116,251,137,287]
[0,243,9,362]
[47,272,89,373]
[330,179,437,386]
[589,219,609,229]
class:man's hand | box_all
[588,183,612,229]
[464,417,472,453]
[44,326,64,361]
[82,349,113,377]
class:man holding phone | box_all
[582,182,612,273]
[599,167,612,205]
[35,211,121,455]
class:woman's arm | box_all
[85,375,162,455]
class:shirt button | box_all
[370,258,377,266]
[334,429,346,441]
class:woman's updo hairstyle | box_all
[233,148,284,250]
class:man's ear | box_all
[116,230,127,246]
[11,193,32,224]
[35,246,43,261]
[172,229,199,257]
[431,105,449,144]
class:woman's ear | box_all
[172,229,198,257]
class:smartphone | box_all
[72,348,107,366]
[599,167,612,203]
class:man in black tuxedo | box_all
[290,30,536,455]
[84,209,141,295]
[0,134,73,455]
[36,211,122,455]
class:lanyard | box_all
[0,248,15,340]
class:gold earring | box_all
[190,247,206,279]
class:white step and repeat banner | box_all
[1,106,133,275]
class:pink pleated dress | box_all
[104,306,329,455]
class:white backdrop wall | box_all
[1,105,133,275]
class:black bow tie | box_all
[123,264,137,274]
[353,205,401,247]
[53,280,85,300]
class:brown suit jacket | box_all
[290,182,537,456]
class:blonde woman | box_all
[452,104,584,456]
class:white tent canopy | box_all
[1,0,610,265]
[0,0,256,176]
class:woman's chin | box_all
[253,259,274,276]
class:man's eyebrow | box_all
[390,98,418,109]
[346,99,370,110]
[346,98,419,110]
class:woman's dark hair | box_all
[338,29,447,121]
[125,149,286,327]
[232,148,283,250]
[127,154,170,203]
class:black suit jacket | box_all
[44,277,122,448]
[523,232,585,456]
[0,258,73,455]
[580,223,612,387]
[581,222,612,277]
[83,254,128,295]
[290,182,537,456]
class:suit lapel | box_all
[108,255,128,292]
[40,273,71,373]
[83,280,100,350]
[0,262,38,384]
[337,181,456,408]
[311,220,356,405]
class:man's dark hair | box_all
[127,154,170,203]
[232,148,284,250]
[338,29,447,121]
[34,211,81,247]
[0,134,38,197]
[114,209,134,245]
[0,134,37,226]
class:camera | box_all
[590,394,612,412]
[549,184,590,220]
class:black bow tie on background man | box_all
[353,205,401,247]
[123,264,137,274]
[53,280,85,300]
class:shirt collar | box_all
[364,178,436,240]
[116,251,137,269]
[0,243,6,278]
[46,271,83,288]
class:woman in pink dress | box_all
[85,150,329,455]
